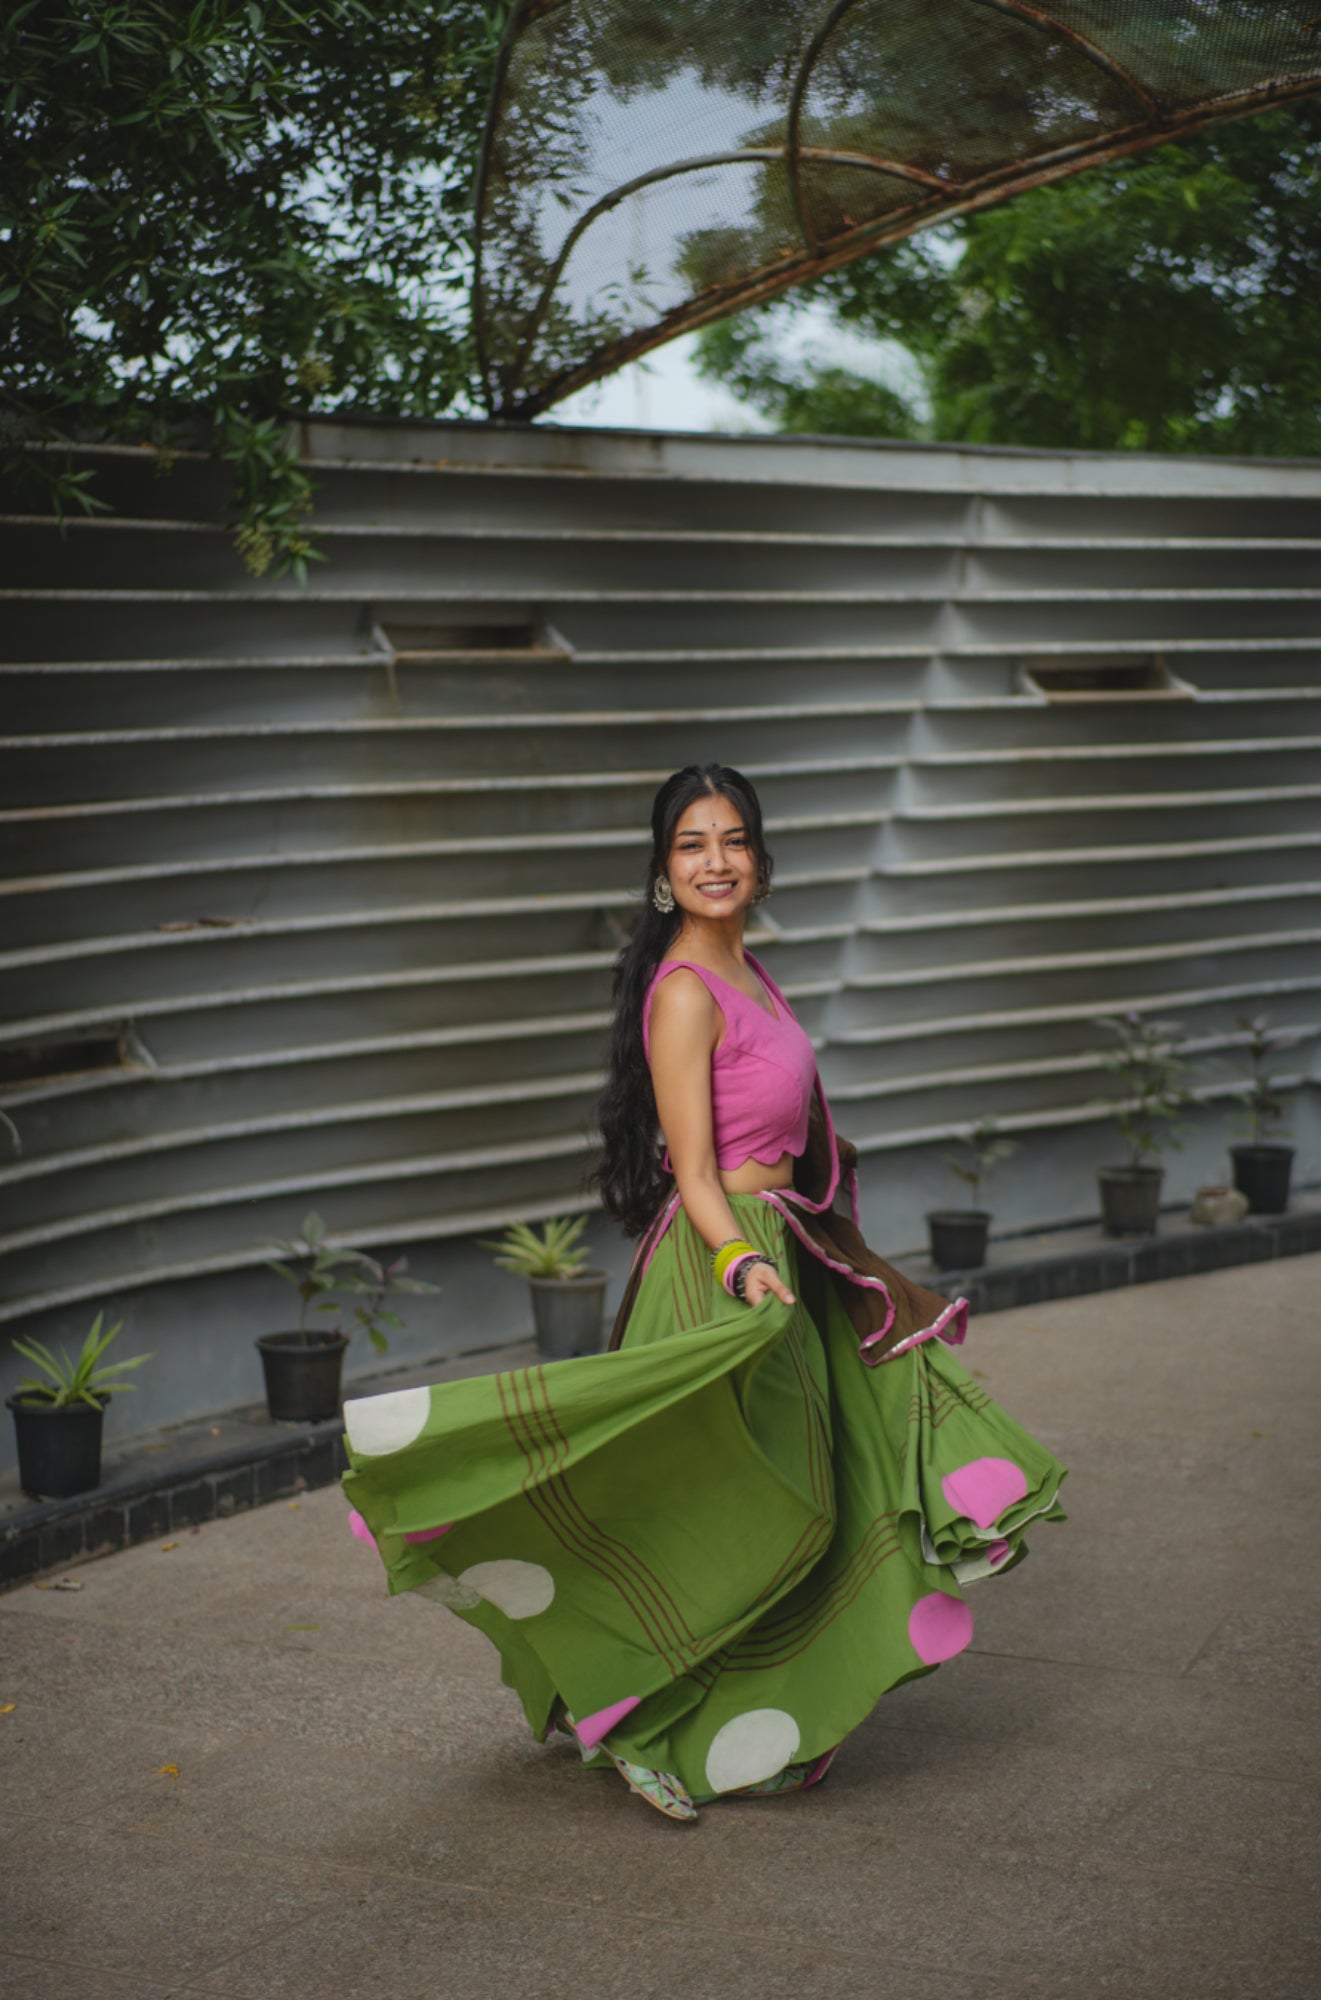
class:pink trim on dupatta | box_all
[858,1292,969,1364]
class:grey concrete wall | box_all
[2,417,1319,1466]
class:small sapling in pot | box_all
[257,1213,438,1421]
[1228,1013,1300,1214]
[1094,1012,1189,1236]
[926,1119,1017,1271]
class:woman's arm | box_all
[648,971,795,1308]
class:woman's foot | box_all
[562,1709,698,1821]
[730,1747,838,1797]
[603,1746,699,1822]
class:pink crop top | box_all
[642,952,818,1171]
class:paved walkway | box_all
[2,1256,1318,2000]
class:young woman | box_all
[342,764,1066,1822]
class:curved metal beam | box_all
[472,0,552,416]
[786,0,869,256]
[504,69,1321,417]
[961,0,1163,123]
[504,139,954,406]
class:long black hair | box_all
[589,763,773,1236]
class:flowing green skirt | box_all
[342,1196,1066,1801]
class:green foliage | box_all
[262,1211,437,1354]
[694,318,922,439]
[945,1119,1017,1211]
[11,1310,152,1409]
[1094,1013,1190,1170]
[696,106,1321,456]
[1,0,507,575]
[482,1214,591,1281]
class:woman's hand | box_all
[741,1260,795,1309]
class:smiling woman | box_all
[341,763,1067,1822]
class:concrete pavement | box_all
[2,1254,1319,2000]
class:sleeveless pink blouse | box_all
[642,952,818,1171]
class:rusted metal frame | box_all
[496,147,796,406]
[473,0,557,416]
[502,136,951,408]
[800,145,949,189]
[786,0,870,255]
[961,0,1162,123]
[505,72,1321,417]
[483,0,951,407]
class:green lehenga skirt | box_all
[341,1195,1067,1802]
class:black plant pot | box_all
[527,1271,608,1359]
[1098,1165,1164,1237]
[926,1210,991,1271]
[6,1392,109,1499]
[256,1331,350,1421]
[1230,1143,1294,1216]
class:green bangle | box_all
[712,1238,759,1289]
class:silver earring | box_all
[652,875,675,914]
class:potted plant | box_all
[1094,1012,1189,1235]
[258,1212,437,1422]
[1229,1013,1299,1214]
[6,1311,152,1499]
[482,1215,607,1359]
[926,1119,1017,1270]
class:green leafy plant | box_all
[11,1311,152,1409]
[1094,1013,1191,1169]
[2,0,507,577]
[482,1215,591,1280]
[1234,1013,1301,1147]
[945,1118,1018,1210]
[695,103,1321,459]
[262,1211,437,1356]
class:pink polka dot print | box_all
[941,1457,1029,1530]
[909,1592,974,1664]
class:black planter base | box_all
[1098,1166,1164,1237]
[255,1333,350,1422]
[527,1271,608,1359]
[926,1211,991,1271]
[1230,1144,1294,1216]
[6,1393,108,1499]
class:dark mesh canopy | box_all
[474,1,1321,416]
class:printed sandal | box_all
[562,1711,698,1823]
[730,1748,838,1798]
[603,1747,699,1822]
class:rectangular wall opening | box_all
[377,608,570,662]
[1017,654,1196,702]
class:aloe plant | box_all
[12,1311,152,1409]
[482,1215,591,1280]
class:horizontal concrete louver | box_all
[1,418,1320,1335]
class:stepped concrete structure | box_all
[2,418,1318,1458]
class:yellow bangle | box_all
[712,1238,759,1289]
